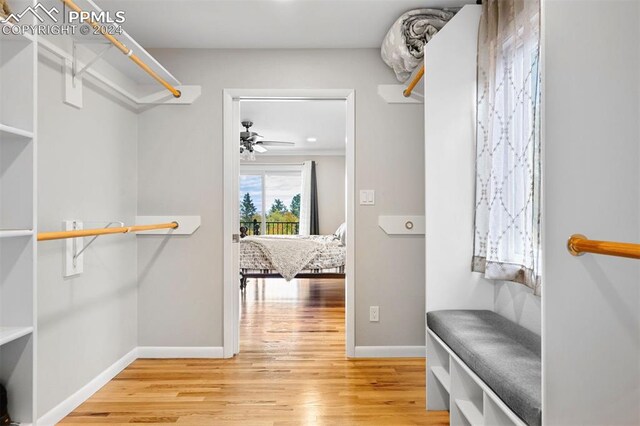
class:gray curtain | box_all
[310,161,319,235]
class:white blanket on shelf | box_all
[244,236,329,280]
[381,8,458,82]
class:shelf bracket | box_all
[64,41,112,109]
[63,220,124,277]
[73,42,113,80]
[72,221,123,264]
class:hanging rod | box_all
[38,222,179,242]
[403,65,425,97]
[60,0,181,98]
[567,234,640,260]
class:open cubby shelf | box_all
[0,230,33,238]
[0,1,37,423]
[0,327,33,347]
[427,330,527,426]
[0,123,34,140]
[0,21,35,43]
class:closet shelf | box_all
[431,366,451,392]
[0,21,35,43]
[0,229,33,238]
[0,326,33,347]
[455,399,483,425]
[0,124,34,140]
[37,0,200,107]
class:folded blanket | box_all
[243,236,329,281]
[381,8,458,82]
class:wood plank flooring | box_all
[62,278,448,425]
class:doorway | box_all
[223,89,355,358]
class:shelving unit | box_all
[427,330,526,426]
[0,230,34,239]
[0,0,38,423]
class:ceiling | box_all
[103,0,472,49]
[240,99,346,155]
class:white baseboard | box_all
[137,346,224,358]
[354,345,425,358]
[38,344,416,425]
[37,345,223,425]
[38,347,138,426]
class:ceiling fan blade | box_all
[253,145,268,153]
[258,141,296,146]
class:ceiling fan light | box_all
[254,145,268,153]
[306,137,317,142]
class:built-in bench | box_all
[426,310,541,426]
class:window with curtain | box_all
[239,166,302,236]
[472,0,542,295]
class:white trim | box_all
[345,91,356,357]
[37,348,138,426]
[258,149,346,157]
[240,164,303,173]
[223,92,238,358]
[354,346,426,358]
[137,346,224,359]
[223,89,356,359]
[36,345,224,425]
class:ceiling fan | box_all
[240,121,295,156]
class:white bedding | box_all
[240,235,345,279]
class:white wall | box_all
[241,155,346,235]
[37,55,139,415]
[493,281,541,334]
[424,6,495,315]
[543,0,640,424]
[424,5,541,337]
[137,48,426,348]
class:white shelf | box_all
[0,124,33,140]
[0,229,33,238]
[0,21,35,43]
[67,0,180,86]
[456,399,483,426]
[0,327,33,347]
[431,366,451,392]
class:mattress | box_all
[240,235,346,275]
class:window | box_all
[239,166,302,235]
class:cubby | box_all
[0,2,37,423]
[427,330,527,426]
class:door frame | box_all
[222,89,356,358]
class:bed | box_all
[239,234,346,290]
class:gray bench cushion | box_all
[427,310,541,426]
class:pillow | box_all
[334,222,347,246]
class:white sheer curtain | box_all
[472,0,542,295]
[299,161,312,236]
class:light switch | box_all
[360,190,375,205]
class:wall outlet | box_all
[369,306,380,322]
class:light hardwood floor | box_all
[62,278,448,425]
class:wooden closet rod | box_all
[567,234,640,260]
[403,65,425,97]
[61,0,181,98]
[38,222,179,242]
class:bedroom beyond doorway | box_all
[223,90,355,358]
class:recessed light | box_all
[306,137,317,142]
